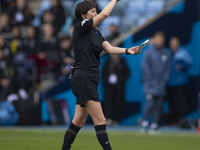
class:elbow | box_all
[100,12,109,18]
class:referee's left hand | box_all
[128,46,141,55]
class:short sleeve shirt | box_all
[72,19,106,78]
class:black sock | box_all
[95,125,112,150]
[61,123,81,150]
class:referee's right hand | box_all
[128,46,141,55]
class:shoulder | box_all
[178,47,188,54]
[81,19,90,26]
[80,19,93,28]
[73,19,94,35]
[74,21,81,30]
[176,47,191,58]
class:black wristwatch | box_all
[125,48,130,55]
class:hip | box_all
[73,68,100,79]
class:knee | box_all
[94,117,106,126]
[102,118,107,125]
[72,118,86,128]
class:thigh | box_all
[84,100,106,126]
[72,78,100,106]
[72,105,88,127]
[145,99,155,109]
[155,98,163,110]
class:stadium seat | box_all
[146,0,165,18]
[125,0,146,19]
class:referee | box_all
[61,0,141,150]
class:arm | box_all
[176,60,191,71]
[93,0,117,28]
[102,41,141,55]
[163,54,171,81]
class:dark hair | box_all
[75,1,96,21]
[154,31,165,38]
[59,35,71,42]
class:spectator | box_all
[141,31,171,132]
[0,65,15,102]
[9,27,34,95]
[0,14,12,35]
[40,10,61,35]
[32,0,51,27]
[20,25,39,86]
[0,35,12,62]
[21,26,40,55]
[19,26,42,85]
[102,55,130,126]
[39,23,59,62]
[0,36,15,100]
[40,10,55,25]
[0,76,12,101]
[167,36,192,127]
[106,23,119,42]
[10,26,23,54]
[12,50,34,97]
[49,0,66,32]
[59,36,74,76]
[40,36,74,103]
[39,23,60,81]
[8,0,35,26]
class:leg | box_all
[141,98,155,128]
[167,87,177,123]
[112,86,124,122]
[151,98,163,129]
[143,98,154,121]
[175,85,187,123]
[84,100,112,150]
[105,85,114,120]
[84,100,106,126]
[72,105,88,127]
[61,105,88,150]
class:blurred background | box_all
[0,0,199,130]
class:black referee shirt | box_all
[72,19,106,78]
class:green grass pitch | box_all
[0,127,200,150]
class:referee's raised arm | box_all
[92,0,118,28]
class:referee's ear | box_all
[81,14,87,20]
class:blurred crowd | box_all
[0,0,77,125]
[0,0,75,102]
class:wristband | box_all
[125,48,130,55]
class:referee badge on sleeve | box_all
[81,19,89,26]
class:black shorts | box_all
[71,78,100,107]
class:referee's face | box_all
[85,8,97,19]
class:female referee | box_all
[61,0,141,150]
